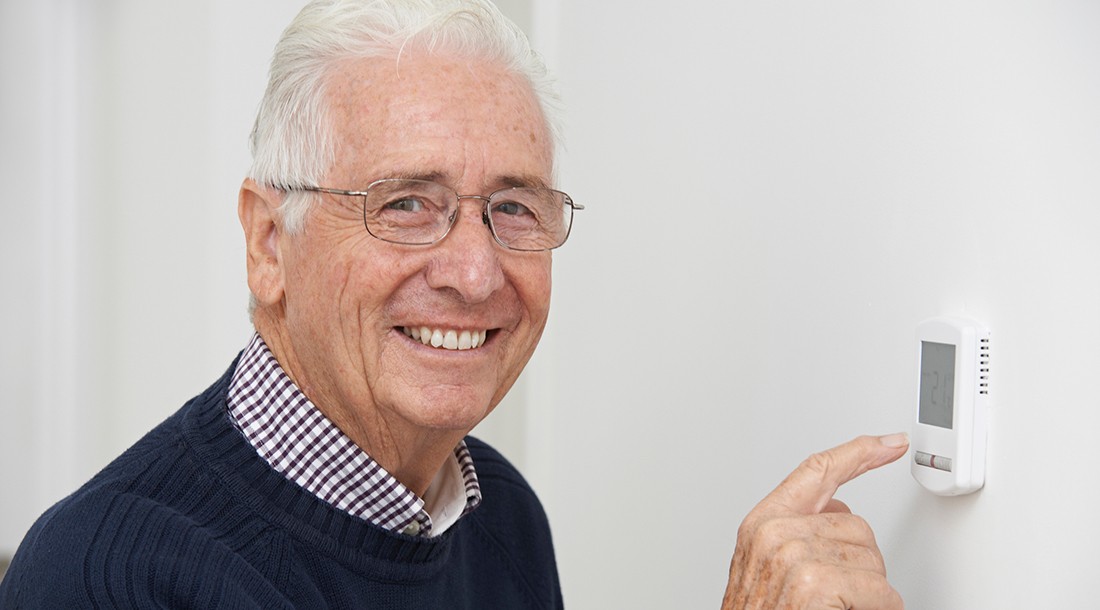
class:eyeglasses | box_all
[297,178,583,252]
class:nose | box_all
[424,200,506,303]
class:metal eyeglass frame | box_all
[296,179,584,252]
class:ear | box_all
[238,179,286,307]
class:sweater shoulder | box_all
[460,436,562,609]
[464,436,532,488]
[2,477,289,608]
[463,436,552,531]
[0,365,290,608]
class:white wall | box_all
[542,1,1100,608]
[0,0,303,559]
[4,1,1099,609]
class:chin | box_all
[400,386,497,432]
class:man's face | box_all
[269,54,553,439]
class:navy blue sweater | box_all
[0,361,562,609]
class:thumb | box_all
[764,433,909,516]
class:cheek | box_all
[514,255,553,324]
[328,247,428,339]
[282,238,362,328]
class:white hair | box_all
[248,0,562,233]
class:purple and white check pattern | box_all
[226,333,481,537]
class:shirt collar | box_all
[226,333,481,537]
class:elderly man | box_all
[0,1,907,608]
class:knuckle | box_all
[736,517,817,578]
[802,450,837,481]
[850,514,878,547]
[750,517,795,553]
[859,542,889,574]
[839,541,886,575]
[841,512,873,537]
[823,511,875,542]
[784,562,828,601]
[736,513,760,541]
[773,537,810,572]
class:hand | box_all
[721,434,909,610]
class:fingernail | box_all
[880,432,909,448]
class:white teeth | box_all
[403,326,488,351]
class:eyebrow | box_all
[497,174,552,190]
[380,170,448,184]
[369,170,552,191]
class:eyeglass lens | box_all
[362,179,573,251]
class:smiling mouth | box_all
[400,326,490,350]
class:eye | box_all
[384,197,426,213]
[492,200,533,217]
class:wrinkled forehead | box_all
[321,53,554,187]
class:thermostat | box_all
[911,316,990,495]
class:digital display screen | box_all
[919,341,956,429]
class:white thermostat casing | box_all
[911,316,990,496]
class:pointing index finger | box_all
[766,433,910,516]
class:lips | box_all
[401,326,488,350]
